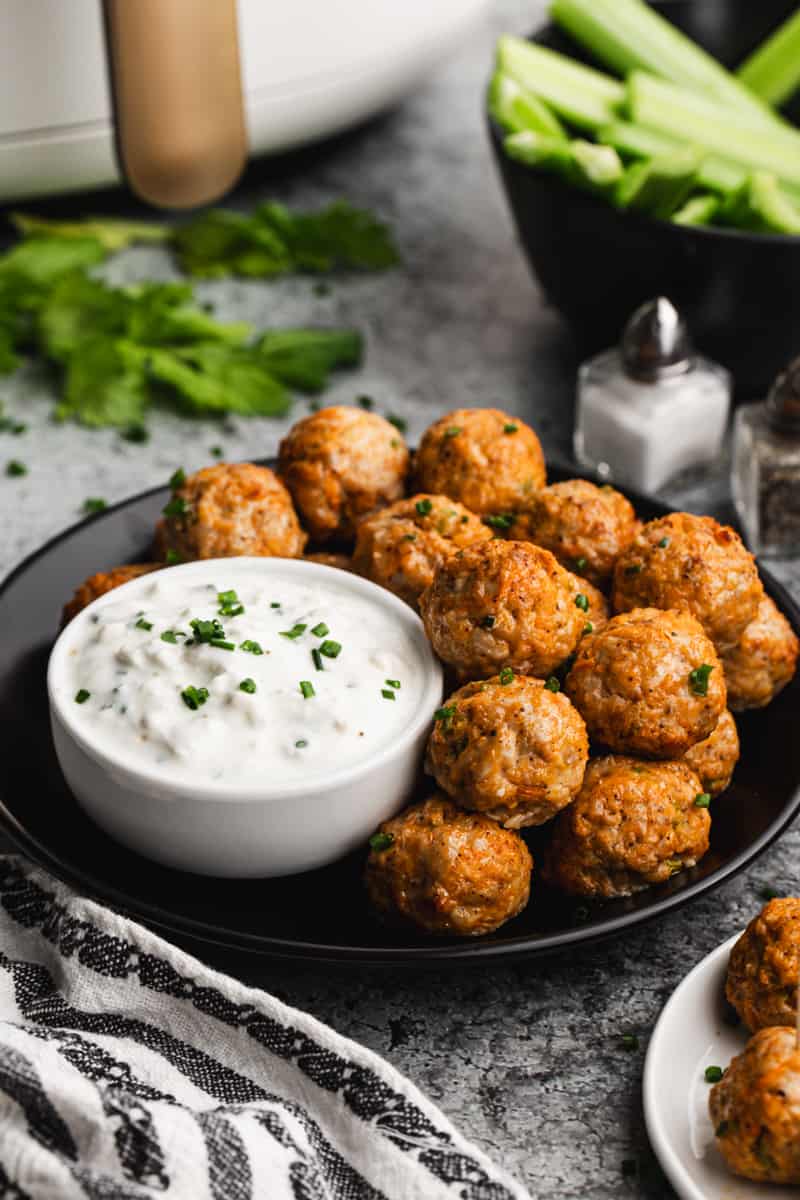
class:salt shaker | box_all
[732,355,800,558]
[574,297,731,494]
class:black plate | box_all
[1,466,799,965]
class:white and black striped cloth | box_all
[0,857,528,1200]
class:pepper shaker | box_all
[574,297,731,494]
[732,355,800,558]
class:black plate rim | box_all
[2,464,799,966]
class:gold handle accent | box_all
[104,0,248,209]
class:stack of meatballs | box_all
[62,405,799,940]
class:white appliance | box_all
[0,0,490,207]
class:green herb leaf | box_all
[415,498,433,517]
[704,1065,724,1083]
[189,617,226,643]
[688,664,714,696]
[74,688,91,704]
[11,212,169,253]
[239,678,257,694]
[574,556,587,571]
[6,460,27,477]
[256,329,363,393]
[181,684,209,710]
[444,426,462,438]
[694,792,711,808]
[480,615,496,629]
[281,623,307,640]
[169,467,186,491]
[162,495,188,519]
[499,666,515,685]
[387,414,407,433]
[484,513,514,530]
[544,675,561,692]
[504,422,518,433]
[574,593,590,612]
[311,622,329,637]
[135,617,153,632]
[165,549,182,565]
[385,679,401,689]
[82,497,107,515]
[369,831,395,852]
[240,639,263,655]
[312,647,324,672]
[319,640,342,659]
[161,630,181,644]
[434,705,456,723]
[299,680,315,699]
[381,689,396,700]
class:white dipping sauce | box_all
[59,564,427,786]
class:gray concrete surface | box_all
[1,3,799,1196]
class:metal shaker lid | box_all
[766,355,800,433]
[621,297,694,382]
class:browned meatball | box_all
[565,572,609,635]
[426,674,588,828]
[278,406,409,542]
[352,494,491,608]
[155,463,306,562]
[510,479,637,586]
[414,408,546,516]
[420,540,585,681]
[683,709,739,797]
[710,1026,800,1184]
[721,594,799,711]
[304,552,354,572]
[541,755,710,898]
[565,608,726,759]
[61,563,161,626]
[612,512,762,651]
[364,793,532,936]
[726,899,800,1033]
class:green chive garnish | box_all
[168,467,186,491]
[300,680,315,699]
[574,593,589,612]
[658,536,670,548]
[210,638,235,651]
[6,460,27,477]
[319,640,341,659]
[544,676,560,692]
[583,622,594,635]
[574,557,587,572]
[416,498,433,516]
[165,549,182,566]
[162,496,187,518]
[135,617,153,632]
[311,622,329,637]
[161,630,181,644]
[621,1034,639,1051]
[83,498,107,515]
[369,832,394,852]
[239,678,257,694]
[181,685,209,711]
[403,533,417,542]
[281,623,307,639]
[270,601,281,609]
[444,426,462,438]
[499,666,514,685]
[387,414,407,433]
[624,563,643,576]
[240,640,263,655]
[689,664,714,696]
[122,424,149,444]
[484,513,514,530]
[385,679,401,689]
[74,688,90,704]
[217,589,244,617]
[704,1065,723,1084]
[358,395,374,410]
[295,739,308,748]
[503,423,518,434]
[480,615,496,629]
[210,445,224,458]
[312,648,324,671]
[189,617,225,644]
[694,793,711,808]
[381,689,396,700]
[434,705,456,723]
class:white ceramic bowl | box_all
[48,557,443,879]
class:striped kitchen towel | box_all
[0,856,528,1199]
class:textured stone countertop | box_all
[1,3,799,1197]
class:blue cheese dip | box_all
[56,559,432,787]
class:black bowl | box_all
[488,0,800,397]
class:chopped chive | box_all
[165,549,182,565]
[295,738,308,748]
[210,445,224,458]
[312,648,324,672]
[6,460,27,477]
[694,793,711,808]
[181,685,209,711]
[434,705,456,723]
[483,513,514,530]
[217,589,244,618]
[658,536,670,548]
[403,533,417,542]
[385,679,401,689]
[387,414,407,433]
[624,562,643,575]
[381,689,396,700]
[209,638,235,651]
[444,426,462,438]
[319,640,341,659]
[240,640,263,655]
[161,630,181,644]
[281,623,307,639]
[574,593,590,612]
[74,688,91,704]
[621,1034,639,1052]
[121,424,149,444]
[311,622,329,637]
[704,1065,724,1084]
[299,680,315,699]
[544,675,561,692]
[688,664,714,696]
[168,467,186,491]
[415,498,433,516]
[190,617,226,643]
[162,496,187,518]
[135,617,153,631]
[239,678,257,694]
[369,831,394,852]
[270,601,281,609]
[480,615,496,629]
[574,556,587,571]
[357,395,374,410]
[503,422,519,434]
[583,622,594,635]
[83,497,107,515]
[499,666,515,685]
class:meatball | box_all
[364,793,532,936]
[304,552,353,572]
[155,463,306,562]
[61,563,161,626]
[541,755,710,898]
[352,494,491,608]
[565,572,609,635]
[414,408,546,516]
[721,594,799,711]
[726,898,800,1033]
[565,608,726,759]
[419,540,585,681]
[426,674,588,828]
[710,1026,800,1184]
[510,479,637,586]
[612,512,762,651]
[278,406,409,542]
[683,709,739,797]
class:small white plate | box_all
[644,932,797,1200]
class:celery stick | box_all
[504,132,623,192]
[721,173,800,235]
[599,121,746,195]
[497,35,624,131]
[549,0,785,129]
[488,70,565,138]
[737,9,800,109]
[614,147,701,219]
[671,194,720,227]
[628,73,800,186]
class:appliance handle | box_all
[103,0,248,209]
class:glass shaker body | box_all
[732,403,800,558]
[574,348,731,495]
